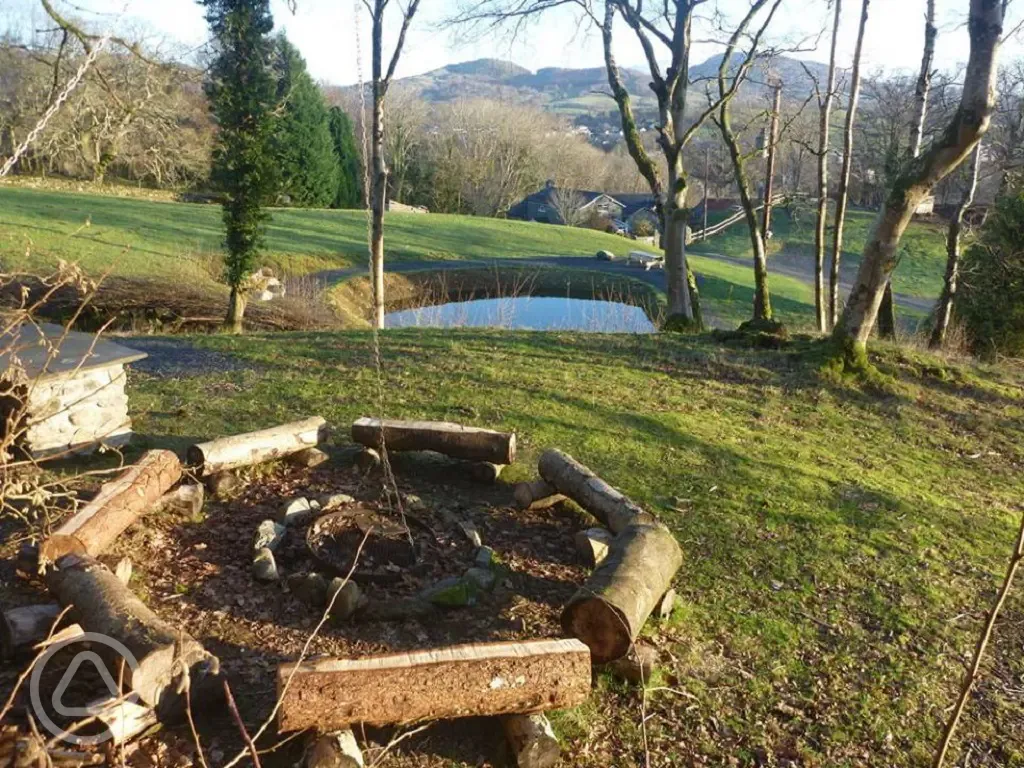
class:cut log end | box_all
[562,598,632,664]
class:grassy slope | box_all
[0,186,947,330]
[132,330,1024,766]
[0,185,634,281]
[690,206,949,300]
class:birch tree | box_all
[832,0,1007,369]
[829,0,869,329]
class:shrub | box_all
[955,193,1024,358]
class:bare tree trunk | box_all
[225,286,245,334]
[930,142,982,349]
[814,0,842,333]
[878,0,939,340]
[761,83,782,239]
[717,107,770,322]
[370,19,387,331]
[829,0,870,330]
[663,188,696,326]
[833,0,1005,367]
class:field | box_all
[118,329,1024,766]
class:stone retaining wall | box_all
[24,363,132,457]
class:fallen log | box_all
[538,450,655,533]
[39,450,182,565]
[306,730,364,768]
[84,698,158,746]
[513,479,566,511]
[351,418,516,465]
[503,714,560,768]
[187,417,327,476]
[562,524,682,663]
[276,638,591,732]
[45,553,219,716]
[468,461,505,484]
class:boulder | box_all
[253,548,279,582]
[253,520,287,553]
[595,250,615,261]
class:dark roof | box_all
[1,323,147,380]
[509,185,655,218]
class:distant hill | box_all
[384,54,831,112]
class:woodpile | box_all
[276,638,591,732]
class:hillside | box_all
[353,54,830,129]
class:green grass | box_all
[690,206,949,299]
[0,185,634,282]
[130,330,1024,766]
[1,185,950,331]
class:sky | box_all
[4,0,1023,87]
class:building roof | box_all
[0,323,147,381]
[509,185,656,218]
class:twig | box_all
[184,680,210,768]
[223,681,261,768]
[367,723,431,768]
[932,509,1024,768]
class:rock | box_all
[252,548,279,582]
[154,484,205,517]
[114,557,132,585]
[575,527,615,567]
[464,567,496,592]
[403,494,426,512]
[356,447,381,472]
[607,645,658,685]
[657,588,677,620]
[279,498,316,527]
[205,471,242,499]
[289,572,328,609]
[253,520,287,553]
[289,447,329,469]
[474,546,495,569]
[596,250,615,261]
[420,576,477,607]
[327,578,363,621]
[459,520,483,548]
[319,493,355,511]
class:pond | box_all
[386,297,656,334]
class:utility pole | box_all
[762,82,783,240]
[702,145,711,241]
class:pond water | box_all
[386,297,656,334]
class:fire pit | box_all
[306,507,416,583]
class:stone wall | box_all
[24,363,132,458]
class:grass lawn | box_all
[690,206,949,300]
[0,185,634,283]
[128,329,1024,766]
[0,185,948,332]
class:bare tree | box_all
[710,2,786,326]
[384,86,426,204]
[929,141,982,349]
[829,0,870,330]
[832,0,1007,369]
[366,0,422,329]
[549,186,589,227]
[877,0,939,340]
[808,0,842,333]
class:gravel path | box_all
[121,337,256,378]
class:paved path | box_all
[313,252,935,318]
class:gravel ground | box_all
[118,337,256,378]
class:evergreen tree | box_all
[328,106,362,209]
[201,0,278,333]
[272,37,339,208]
